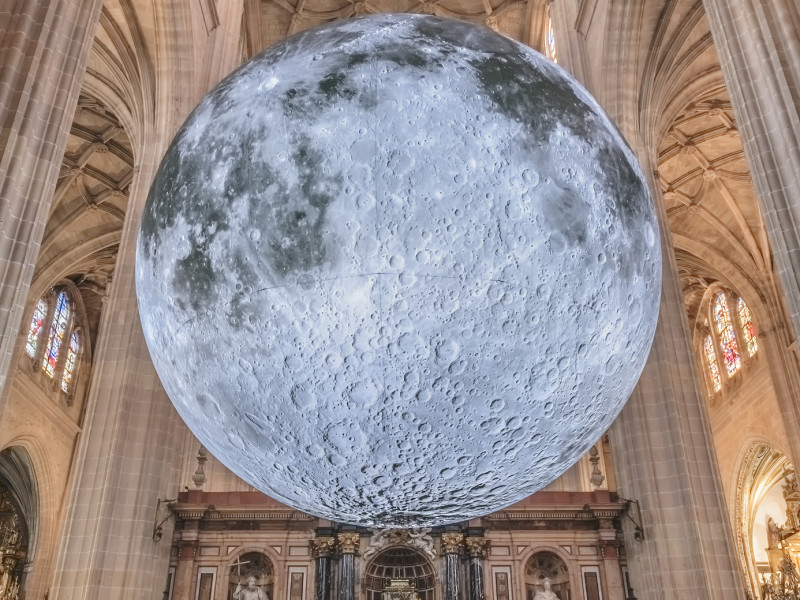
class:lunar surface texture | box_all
[136,14,661,526]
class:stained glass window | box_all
[704,335,721,393]
[42,291,70,378]
[545,10,557,63]
[737,298,758,357]
[25,299,48,357]
[714,293,740,376]
[61,331,80,393]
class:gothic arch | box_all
[734,441,793,598]
[0,446,38,559]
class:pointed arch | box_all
[734,442,793,598]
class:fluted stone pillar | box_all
[702,0,800,469]
[702,0,800,339]
[441,532,464,600]
[464,537,487,600]
[48,2,247,598]
[312,536,336,600]
[0,0,103,400]
[337,532,360,600]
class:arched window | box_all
[42,291,71,378]
[22,286,86,402]
[737,298,758,357]
[25,299,47,358]
[704,335,721,393]
[713,293,740,376]
[544,9,558,63]
[61,330,81,394]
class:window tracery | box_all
[704,335,721,393]
[25,299,47,358]
[22,286,86,401]
[713,293,740,376]
[737,298,758,357]
[61,331,80,393]
[42,291,71,378]
[544,8,557,63]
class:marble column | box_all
[337,532,360,600]
[441,532,464,600]
[464,537,487,600]
[312,536,336,600]
[0,0,103,401]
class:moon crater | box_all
[136,14,661,526]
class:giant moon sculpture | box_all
[136,14,661,526]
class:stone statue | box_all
[234,577,268,600]
[767,516,783,548]
[532,578,558,600]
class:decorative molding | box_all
[364,529,435,560]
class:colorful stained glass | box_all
[25,299,48,357]
[545,11,557,63]
[61,331,79,393]
[737,298,758,357]
[704,335,721,392]
[714,293,740,376]
[42,291,70,378]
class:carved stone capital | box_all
[440,532,464,555]
[598,539,620,559]
[312,536,337,557]
[465,537,487,558]
[178,539,199,560]
[338,532,361,554]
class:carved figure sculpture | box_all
[234,577,268,600]
[532,578,558,600]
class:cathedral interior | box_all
[1,1,799,599]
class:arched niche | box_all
[363,546,436,600]
[227,551,273,600]
[525,551,570,600]
[0,446,38,598]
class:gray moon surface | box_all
[136,14,661,527]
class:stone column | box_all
[0,0,103,400]
[441,532,464,600]
[702,0,800,340]
[702,0,800,469]
[312,536,336,600]
[47,2,246,598]
[337,532,360,600]
[464,537,487,600]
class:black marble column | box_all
[337,532,360,600]
[441,532,464,600]
[312,536,336,600]
[465,537,487,600]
